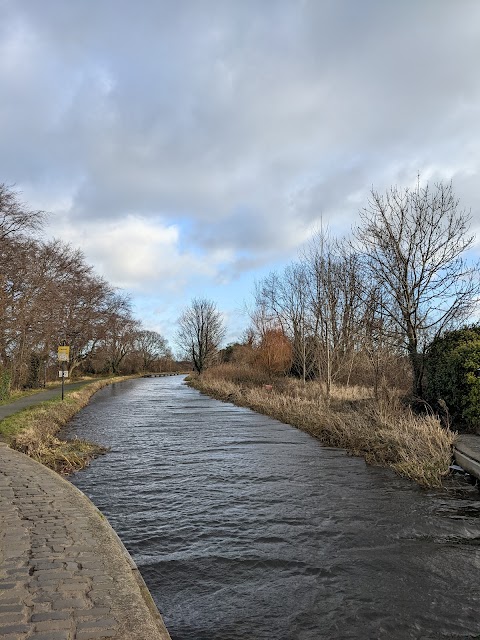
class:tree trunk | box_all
[408,346,424,398]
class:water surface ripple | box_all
[66,377,480,639]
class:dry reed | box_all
[188,365,456,488]
[1,377,133,474]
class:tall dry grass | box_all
[188,364,456,488]
[1,377,133,473]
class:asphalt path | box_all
[0,382,97,422]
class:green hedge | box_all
[425,326,480,432]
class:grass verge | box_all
[0,387,51,406]
[187,365,456,488]
[0,377,107,406]
[0,376,134,474]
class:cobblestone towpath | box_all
[0,442,171,640]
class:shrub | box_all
[0,370,11,401]
[425,325,480,432]
[26,353,42,388]
[255,329,292,379]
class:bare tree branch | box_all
[355,180,480,397]
[176,298,226,373]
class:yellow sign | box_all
[57,346,70,362]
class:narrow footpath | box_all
[0,443,171,640]
[0,383,95,423]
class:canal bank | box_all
[0,442,171,640]
[0,377,143,474]
[66,376,480,639]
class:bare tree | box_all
[0,186,170,383]
[176,298,226,373]
[0,237,125,383]
[355,180,480,397]
[135,330,171,371]
[256,264,315,383]
[251,231,367,393]
[101,293,138,375]
[303,231,366,397]
[0,183,45,240]
[37,241,114,376]
[361,286,406,398]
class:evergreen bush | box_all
[425,325,480,432]
[0,370,11,401]
[26,353,41,389]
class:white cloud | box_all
[52,215,226,292]
[3,0,480,340]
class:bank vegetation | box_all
[185,180,480,488]
[0,377,133,473]
[188,365,454,487]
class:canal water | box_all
[65,377,480,640]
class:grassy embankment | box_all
[0,377,134,474]
[188,364,456,488]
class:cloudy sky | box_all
[2,0,480,348]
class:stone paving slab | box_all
[454,434,480,482]
[0,442,171,640]
[455,434,480,461]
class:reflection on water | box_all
[66,377,480,640]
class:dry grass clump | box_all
[19,435,107,475]
[1,377,132,474]
[189,366,456,488]
[202,362,270,388]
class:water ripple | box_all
[66,377,480,640]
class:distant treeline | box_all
[0,183,178,391]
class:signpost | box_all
[57,346,70,400]
[57,346,70,362]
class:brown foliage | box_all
[255,328,292,378]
